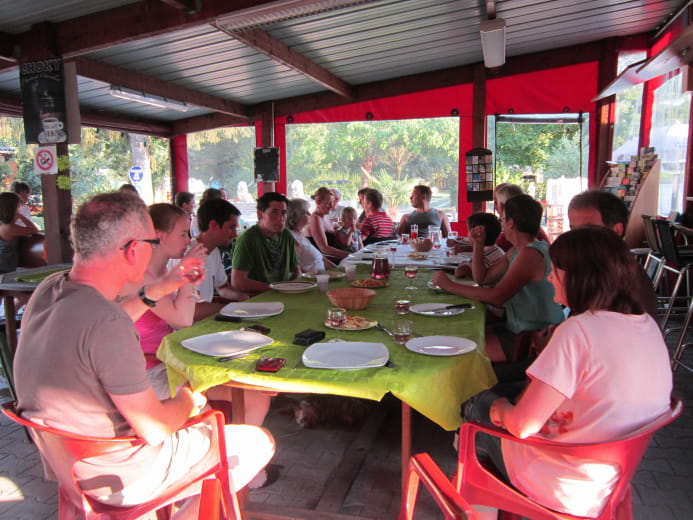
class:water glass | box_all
[344,263,357,281]
[327,307,347,328]
[316,274,330,293]
[400,234,409,245]
[393,319,412,344]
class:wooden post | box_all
[258,105,277,193]
[42,142,73,264]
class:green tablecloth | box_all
[158,267,497,431]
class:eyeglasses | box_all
[120,238,160,250]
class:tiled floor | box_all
[1,331,692,519]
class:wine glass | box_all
[404,264,418,291]
[182,264,207,301]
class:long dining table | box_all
[158,264,496,516]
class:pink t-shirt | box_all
[502,310,672,517]
[135,308,173,369]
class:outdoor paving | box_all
[0,326,692,519]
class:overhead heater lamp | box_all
[480,18,507,68]
[108,86,190,112]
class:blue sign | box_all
[129,166,143,183]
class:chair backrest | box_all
[1,402,233,519]
[650,218,683,265]
[457,398,683,520]
[641,214,661,255]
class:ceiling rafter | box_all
[72,57,249,119]
[158,0,202,15]
[221,27,354,99]
[0,31,18,62]
[47,0,316,58]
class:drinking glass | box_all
[394,299,411,315]
[344,263,357,281]
[316,274,330,293]
[429,226,442,249]
[410,224,418,240]
[404,264,418,291]
[327,307,347,328]
[393,319,412,345]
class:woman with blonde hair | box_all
[307,187,349,261]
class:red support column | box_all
[171,134,189,194]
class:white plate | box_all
[219,301,284,318]
[445,254,472,265]
[269,281,317,294]
[427,280,448,293]
[302,342,389,369]
[181,330,273,357]
[301,270,346,281]
[410,303,467,316]
[405,336,477,356]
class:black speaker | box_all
[254,147,279,181]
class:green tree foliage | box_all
[187,127,255,195]
[286,117,459,209]
[0,117,170,210]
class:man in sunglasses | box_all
[13,191,274,514]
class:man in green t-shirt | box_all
[231,192,299,293]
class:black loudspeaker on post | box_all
[254,147,279,182]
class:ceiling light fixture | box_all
[480,17,506,68]
[108,86,190,112]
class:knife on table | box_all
[423,303,473,313]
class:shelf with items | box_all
[600,147,660,249]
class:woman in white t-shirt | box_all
[287,198,335,273]
[464,226,673,519]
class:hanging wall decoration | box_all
[465,148,494,202]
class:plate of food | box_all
[405,335,477,356]
[269,281,317,294]
[407,252,428,260]
[324,315,378,330]
[351,278,389,288]
[301,270,346,281]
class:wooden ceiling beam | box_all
[171,112,249,136]
[50,0,303,58]
[226,28,354,99]
[265,40,605,117]
[80,109,172,137]
[0,31,18,62]
[73,57,249,119]
[159,0,201,14]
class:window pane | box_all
[285,118,460,223]
[612,51,646,161]
[650,73,691,216]
[186,127,257,226]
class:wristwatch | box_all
[138,286,158,307]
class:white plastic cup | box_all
[316,274,330,293]
[344,263,356,281]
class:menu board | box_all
[465,148,494,202]
[20,58,68,145]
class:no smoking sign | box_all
[34,146,57,174]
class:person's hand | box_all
[146,256,206,301]
[469,225,486,248]
[432,270,451,288]
[489,397,511,428]
[184,241,207,262]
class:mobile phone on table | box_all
[242,324,271,335]
[255,357,286,372]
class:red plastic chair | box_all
[2,402,243,520]
[400,398,682,520]
[199,479,223,520]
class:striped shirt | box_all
[360,211,394,239]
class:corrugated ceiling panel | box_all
[0,0,138,34]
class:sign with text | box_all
[20,58,69,145]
